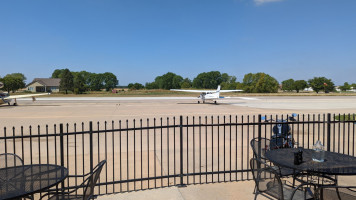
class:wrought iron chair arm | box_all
[67,163,103,178]
[67,174,89,178]
[68,165,103,178]
[40,174,93,199]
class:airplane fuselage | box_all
[198,92,220,104]
[170,85,242,104]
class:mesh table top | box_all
[265,148,356,175]
[0,164,68,200]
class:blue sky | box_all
[1,0,355,85]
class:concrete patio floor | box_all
[97,180,268,200]
[97,176,356,200]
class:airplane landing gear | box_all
[198,101,200,104]
[13,103,18,106]
[214,101,217,104]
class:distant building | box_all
[26,78,61,93]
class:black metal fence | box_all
[0,113,355,197]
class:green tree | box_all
[145,82,159,89]
[308,77,335,93]
[294,80,308,93]
[73,73,86,94]
[180,78,192,88]
[51,69,66,78]
[220,73,238,90]
[77,71,92,87]
[89,73,104,91]
[0,73,26,93]
[51,69,120,92]
[339,82,351,91]
[221,73,237,83]
[128,83,144,90]
[242,72,279,93]
[60,69,74,94]
[154,72,183,90]
[102,72,118,91]
[193,71,222,89]
[281,79,295,92]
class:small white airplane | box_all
[0,82,50,106]
[171,85,243,104]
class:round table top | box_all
[265,148,356,175]
[0,164,68,200]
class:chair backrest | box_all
[83,160,106,199]
[250,138,271,160]
[0,153,24,168]
[317,186,356,200]
[250,158,283,199]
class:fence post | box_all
[178,115,186,187]
[89,121,93,173]
[59,123,65,190]
[258,114,262,160]
[327,113,331,152]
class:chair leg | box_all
[292,169,297,187]
[254,191,258,200]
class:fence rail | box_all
[0,113,355,197]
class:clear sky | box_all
[1,0,355,85]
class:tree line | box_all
[0,69,119,94]
[1,70,355,94]
[129,71,356,93]
[129,71,280,93]
[52,69,118,94]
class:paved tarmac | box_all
[1,96,356,128]
[1,96,356,200]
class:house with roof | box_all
[26,78,61,93]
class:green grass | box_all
[335,114,356,121]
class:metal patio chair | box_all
[40,160,106,200]
[315,186,356,200]
[250,158,313,200]
[0,153,24,168]
[250,138,295,178]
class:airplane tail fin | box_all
[216,85,221,98]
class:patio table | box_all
[265,148,356,176]
[0,164,68,200]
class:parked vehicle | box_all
[262,114,297,149]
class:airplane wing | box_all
[4,93,50,100]
[219,89,243,93]
[170,89,216,93]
